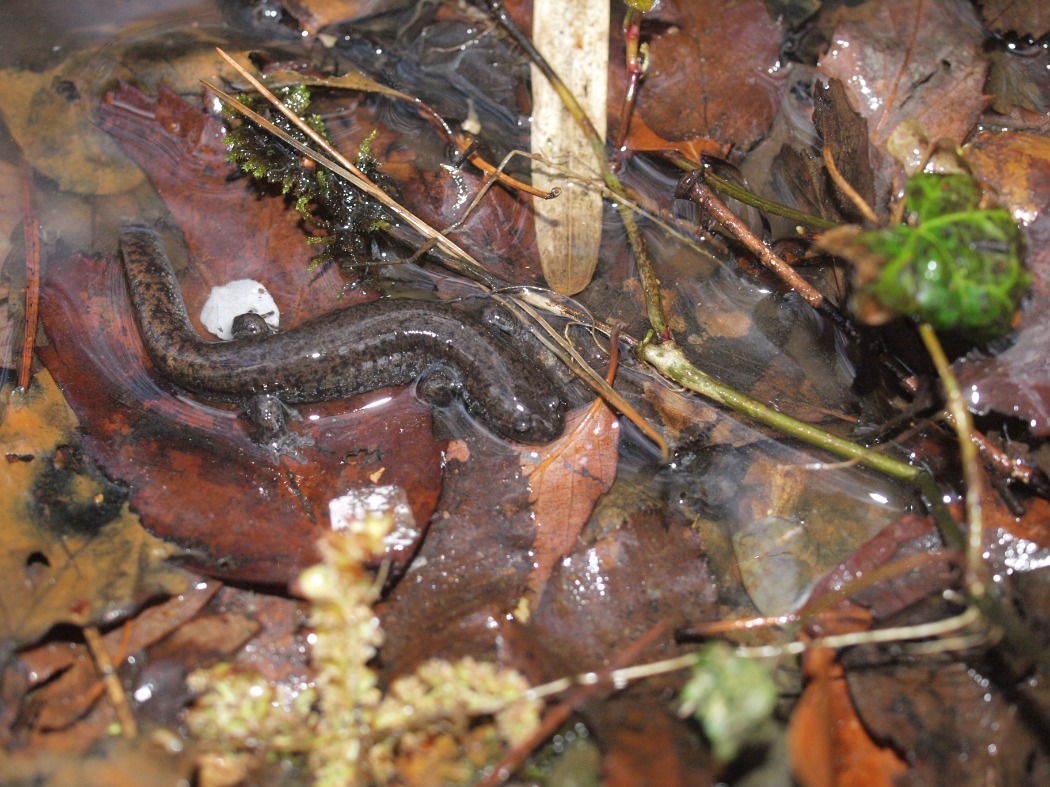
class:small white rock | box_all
[200,279,280,340]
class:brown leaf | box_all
[788,646,908,787]
[954,131,1050,435]
[817,0,989,206]
[985,45,1050,116]
[376,437,539,678]
[805,515,953,621]
[0,372,190,653]
[17,582,220,693]
[812,78,876,220]
[521,402,620,598]
[625,0,782,151]
[27,585,226,734]
[978,0,1050,38]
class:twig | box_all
[83,624,138,738]
[18,160,40,391]
[676,170,831,312]
[822,146,879,225]
[918,326,987,592]
[701,165,838,231]
[612,5,649,153]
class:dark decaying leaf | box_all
[846,660,1050,785]
[812,79,876,218]
[624,0,783,152]
[771,78,876,225]
[985,44,1050,116]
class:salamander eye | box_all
[513,414,532,434]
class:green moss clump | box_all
[224,87,396,272]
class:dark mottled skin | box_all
[118,226,565,443]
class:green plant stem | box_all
[639,340,960,538]
[703,170,838,231]
[917,324,1047,670]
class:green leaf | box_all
[828,172,1029,340]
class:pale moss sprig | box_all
[185,509,541,785]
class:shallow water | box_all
[2,0,915,598]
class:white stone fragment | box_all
[199,279,280,340]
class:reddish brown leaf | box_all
[38,251,443,584]
[789,646,908,787]
[376,437,540,679]
[818,0,989,205]
[98,84,346,319]
[521,402,619,597]
[620,0,783,151]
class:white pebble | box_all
[199,279,280,340]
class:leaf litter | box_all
[2,0,1050,783]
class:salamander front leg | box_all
[242,393,312,461]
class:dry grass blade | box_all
[530,0,609,295]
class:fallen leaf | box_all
[628,0,783,151]
[17,582,221,693]
[0,371,190,655]
[37,250,443,584]
[619,109,729,162]
[985,44,1050,116]
[846,660,1050,785]
[0,66,143,194]
[521,402,620,599]
[978,0,1050,38]
[812,78,876,220]
[817,0,988,206]
[788,645,908,787]
[530,0,608,294]
[98,84,326,309]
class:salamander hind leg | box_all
[416,366,461,408]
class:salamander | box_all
[118,225,564,445]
